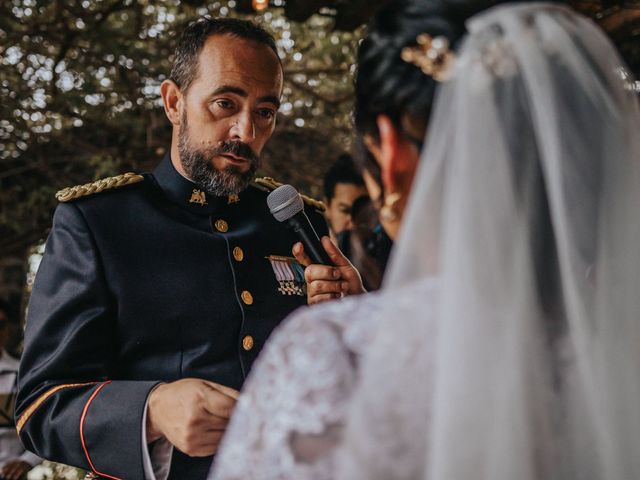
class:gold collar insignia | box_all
[189,189,207,206]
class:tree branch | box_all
[284,66,350,75]
[288,80,353,106]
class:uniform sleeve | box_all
[15,202,159,480]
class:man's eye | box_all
[257,108,275,119]
[216,100,234,109]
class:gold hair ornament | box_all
[401,34,455,82]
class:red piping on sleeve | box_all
[80,381,123,480]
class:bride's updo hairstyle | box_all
[354,0,520,143]
[353,0,528,185]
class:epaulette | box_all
[55,172,145,203]
[253,176,326,212]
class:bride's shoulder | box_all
[269,278,439,358]
[296,287,392,330]
[260,289,389,360]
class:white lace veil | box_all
[342,3,640,479]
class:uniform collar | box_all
[152,154,241,215]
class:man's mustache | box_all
[212,141,259,164]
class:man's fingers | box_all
[292,242,313,267]
[4,463,27,480]
[203,380,240,400]
[320,236,351,267]
[295,238,351,271]
[193,413,228,430]
[2,461,28,480]
[304,264,339,284]
[309,280,346,297]
[9,470,22,480]
[304,262,348,305]
[200,388,236,419]
[179,430,226,457]
[309,293,341,305]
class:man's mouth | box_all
[220,154,249,164]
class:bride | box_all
[211,0,640,479]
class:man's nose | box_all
[344,216,354,231]
[230,113,256,142]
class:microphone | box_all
[267,185,333,266]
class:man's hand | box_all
[146,378,239,457]
[1,460,31,480]
[293,236,366,305]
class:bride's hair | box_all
[353,0,461,191]
[353,0,560,188]
[354,0,460,141]
[354,0,555,142]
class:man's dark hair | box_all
[170,17,279,93]
[323,154,366,201]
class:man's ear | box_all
[160,79,183,126]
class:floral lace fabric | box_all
[336,278,438,480]
[209,278,438,480]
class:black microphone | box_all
[267,185,333,265]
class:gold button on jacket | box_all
[242,335,254,351]
[214,219,228,232]
[241,290,254,305]
[233,246,244,262]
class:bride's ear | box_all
[375,114,410,194]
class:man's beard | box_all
[178,114,260,197]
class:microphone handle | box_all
[287,213,333,266]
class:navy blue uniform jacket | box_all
[15,155,327,479]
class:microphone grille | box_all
[267,184,304,222]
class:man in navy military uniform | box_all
[15,17,327,480]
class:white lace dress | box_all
[209,278,438,480]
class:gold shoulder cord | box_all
[254,176,326,212]
[56,172,145,202]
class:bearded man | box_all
[15,18,327,480]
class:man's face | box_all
[178,35,283,196]
[326,182,369,234]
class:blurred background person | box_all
[337,195,392,291]
[322,154,368,237]
[0,300,40,480]
[323,153,393,291]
